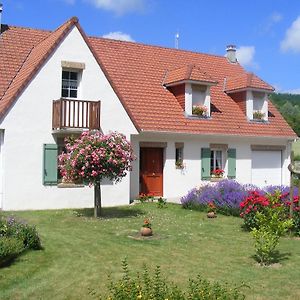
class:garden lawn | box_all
[1,203,300,299]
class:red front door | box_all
[140,147,163,196]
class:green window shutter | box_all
[227,148,236,179]
[43,144,58,185]
[201,148,211,180]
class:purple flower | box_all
[181,180,297,212]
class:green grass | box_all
[1,203,300,299]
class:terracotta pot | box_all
[140,227,153,236]
[207,211,217,218]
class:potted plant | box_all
[140,218,153,236]
[211,169,224,178]
[207,201,217,218]
[192,105,208,117]
[253,110,265,120]
[175,159,184,169]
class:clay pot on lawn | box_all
[207,211,217,218]
[140,227,153,236]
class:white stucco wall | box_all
[0,26,137,211]
[130,133,292,201]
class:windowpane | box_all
[61,88,68,98]
[210,150,223,172]
[61,70,79,98]
[70,72,78,80]
[216,150,222,169]
[70,89,77,98]
[62,71,69,79]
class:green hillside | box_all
[270,93,300,136]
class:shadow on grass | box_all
[74,207,146,219]
[251,250,292,265]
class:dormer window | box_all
[163,65,217,118]
[252,91,267,121]
[225,72,274,122]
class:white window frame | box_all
[210,149,224,174]
[61,69,82,99]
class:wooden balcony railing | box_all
[52,98,101,130]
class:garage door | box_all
[251,150,282,187]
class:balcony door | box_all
[140,147,163,196]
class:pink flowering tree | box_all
[58,131,135,217]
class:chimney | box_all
[0,3,3,35]
[226,44,237,63]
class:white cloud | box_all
[236,46,258,68]
[281,16,300,53]
[87,0,146,15]
[259,12,282,36]
[103,31,135,42]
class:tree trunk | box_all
[94,181,102,217]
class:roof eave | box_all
[164,79,218,88]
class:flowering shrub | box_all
[137,193,154,203]
[59,131,135,217]
[240,191,270,230]
[0,215,42,266]
[240,188,300,232]
[212,168,224,177]
[181,180,250,215]
[192,105,207,117]
[250,191,293,265]
[58,131,135,185]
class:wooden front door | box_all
[140,147,163,196]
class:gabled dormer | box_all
[163,65,217,118]
[224,72,274,122]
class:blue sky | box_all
[2,0,300,94]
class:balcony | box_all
[52,98,100,131]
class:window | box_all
[201,147,236,180]
[252,91,266,120]
[210,149,223,173]
[61,70,79,98]
[175,143,184,168]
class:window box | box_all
[192,105,208,117]
[210,177,224,182]
[253,110,265,120]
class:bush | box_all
[104,259,246,299]
[240,188,300,235]
[0,237,24,265]
[250,192,293,265]
[2,216,42,250]
[181,180,255,216]
[0,215,42,266]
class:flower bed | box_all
[181,180,299,220]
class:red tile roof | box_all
[88,38,295,138]
[0,18,296,138]
[225,72,274,92]
[0,17,78,118]
[163,65,217,86]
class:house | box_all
[0,15,296,211]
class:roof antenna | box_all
[0,3,3,35]
[175,31,179,49]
